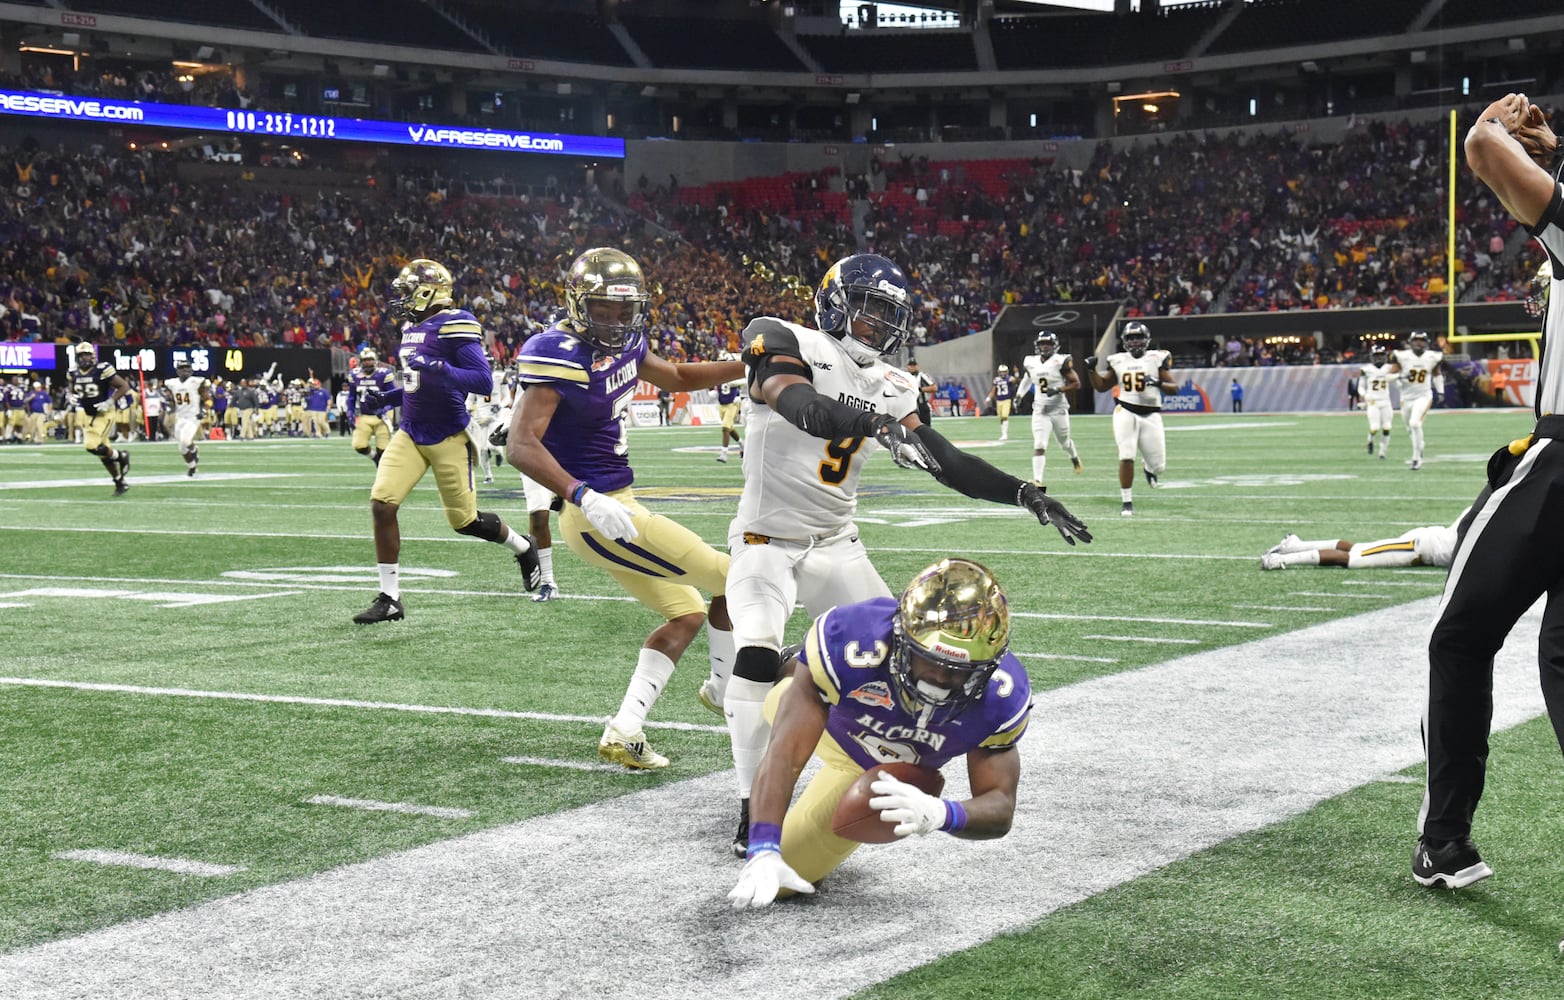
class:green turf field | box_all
[2,408,1559,998]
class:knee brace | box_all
[455,509,504,542]
[733,644,782,684]
[90,444,111,457]
[355,446,370,456]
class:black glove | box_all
[869,414,940,475]
[1018,483,1092,545]
[361,390,384,412]
[1084,355,1097,370]
[488,424,509,447]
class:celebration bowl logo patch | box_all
[847,681,894,709]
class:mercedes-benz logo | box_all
[1030,310,1080,326]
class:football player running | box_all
[166,359,213,477]
[716,253,1089,857]
[1015,329,1083,489]
[70,343,132,495]
[715,356,745,463]
[347,347,397,465]
[984,364,1015,442]
[728,559,1030,909]
[352,258,541,625]
[1389,331,1444,471]
[507,248,745,768]
[1088,321,1174,516]
[1359,344,1395,460]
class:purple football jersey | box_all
[804,597,1032,771]
[516,322,649,493]
[396,308,491,445]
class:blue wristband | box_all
[940,799,967,833]
[568,480,589,505]
[746,821,783,859]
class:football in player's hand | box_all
[831,762,945,844]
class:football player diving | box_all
[352,258,541,625]
[714,252,1089,858]
[728,558,1031,909]
[506,247,746,768]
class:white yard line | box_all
[0,677,727,734]
[303,796,473,820]
[1232,604,1336,612]
[501,756,650,773]
[52,850,245,877]
[0,598,1544,1000]
[1013,652,1120,664]
[1012,611,1273,628]
[1082,635,1203,644]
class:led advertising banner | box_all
[44,345,334,383]
[0,89,625,158]
[0,343,58,371]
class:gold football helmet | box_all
[564,247,649,354]
[891,558,1010,724]
[75,343,97,370]
[389,258,455,319]
[1526,258,1552,319]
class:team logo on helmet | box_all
[890,558,1010,727]
[389,258,455,320]
[564,247,649,355]
[815,253,913,365]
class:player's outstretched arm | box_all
[640,352,746,392]
[910,422,1092,545]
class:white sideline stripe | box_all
[1082,635,1202,645]
[1340,580,1444,588]
[0,601,30,608]
[0,572,642,604]
[2,598,1544,1000]
[1013,652,1120,664]
[501,756,648,773]
[1290,591,1394,600]
[53,849,245,877]
[0,677,727,734]
[1232,604,1336,612]
[1013,611,1272,628]
[303,796,473,820]
[0,473,291,490]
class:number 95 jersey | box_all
[516,321,648,494]
[800,597,1032,771]
[735,317,920,540]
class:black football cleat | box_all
[112,478,129,496]
[116,449,130,480]
[515,535,542,591]
[353,592,404,625]
[1143,468,1159,488]
[1412,836,1492,889]
[731,797,750,858]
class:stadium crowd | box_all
[0,106,1545,366]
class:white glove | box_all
[579,488,638,542]
[728,850,814,910]
[868,771,949,838]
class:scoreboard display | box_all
[0,345,333,384]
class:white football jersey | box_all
[733,317,919,539]
[1022,352,1072,393]
[1392,349,1442,400]
[166,376,207,421]
[1105,349,1172,408]
[1358,363,1394,403]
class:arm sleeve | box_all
[773,382,881,440]
[444,339,495,396]
[914,424,1026,505]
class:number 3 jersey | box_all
[800,597,1032,771]
[516,321,648,493]
[735,317,920,540]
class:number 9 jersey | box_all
[734,316,919,540]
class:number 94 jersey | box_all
[735,317,919,540]
[800,597,1032,771]
[516,321,648,494]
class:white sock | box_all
[1282,549,1322,566]
[1068,442,1079,461]
[611,647,676,735]
[726,674,773,799]
[538,546,555,587]
[1121,487,1133,503]
[1032,454,1046,482]
[1411,426,1424,459]
[1294,538,1340,551]
[502,528,532,555]
[377,562,400,600]
[705,626,735,702]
